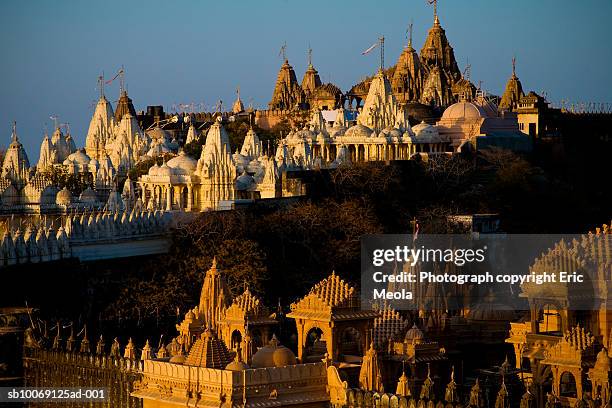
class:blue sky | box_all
[1,0,611,161]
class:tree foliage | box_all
[43,167,93,195]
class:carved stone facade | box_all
[139,117,283,212]
[349,14,467,110]
[506,224,612,408]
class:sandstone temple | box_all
[16,223,612,408]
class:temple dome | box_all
[148,163,160,176]
[345,124,373,139]
[63,150,91,166]
[441,101,487,121]
[79,187,98,204]
[404,324,425,344]
[166,151,197,175]
[225,356,250,371]
[412,121,441,143]
[56,187,73,206]
[251,335,297,368]
[467,290,515,321]
[157,162,173,177]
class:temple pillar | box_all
[166,185,172,211]
[187,185,193,211]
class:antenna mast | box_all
[98,73,105,98]
[50,115,59,130]
[119,65,125,93]
[11,121,17,142]
[379,36,385,71]
[463,58,471,82]
[407,20,414,48]
[428,0,438,22]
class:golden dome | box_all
[251,335,297,368]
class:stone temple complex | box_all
[274,71,529,168]
[16,223,612,408]
[0,2,544,223]
[345,8,465,113]
[0,220,595,406]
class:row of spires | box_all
[0,209,172,266]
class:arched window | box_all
[230,330,242,350]
[560,372,577,398]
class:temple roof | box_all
[183,329,233,369]
[419,15,461,81]
[269,59,305,110]
[2,122,30,184]
[198,258,232,330]
[391,39,424,102]
[356,70,411,133]
[302,63,322,98]
[499,62,524,111]
[114,90,137,122]
[232,88,244,114]
[85,95,115,160]
[222,288,276,325]
[288,272,379,322]
[314,83,342,98]
[373,305,409,348]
